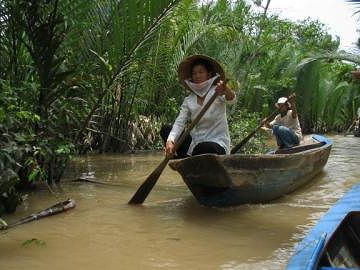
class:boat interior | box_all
[271,134,328,154]
[274,141,325,154]
[317,211,360,270]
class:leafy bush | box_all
[229,109,271,154]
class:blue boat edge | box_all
[286,182,360,270]
[311,134,332,146]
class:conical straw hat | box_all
[177,55,225,90]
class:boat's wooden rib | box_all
[168,134,332,207]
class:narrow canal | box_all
[0,134,359,270]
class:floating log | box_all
[0,198,76,230]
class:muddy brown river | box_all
[1,134,359,270]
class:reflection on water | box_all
[1,135,359,270]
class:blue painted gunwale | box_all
[286,183,360,270]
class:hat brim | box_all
[275,102,291,109]
[177,55,225,90]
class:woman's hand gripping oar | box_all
[128,91,220,204]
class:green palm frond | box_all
[346,0,360,14]
[296,60,321,132]
[298,51,360,69]
[324,81,351,128]
[58,0,180,83]
[69,0,181,144]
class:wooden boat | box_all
[168,134,332,207]
[353,120,360,137]
[286,183,360,270]
[354,128,360,137]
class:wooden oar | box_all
[0,199,76,230]
[230,93,295,154]
[128,91,220,204]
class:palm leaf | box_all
[298,51,360,69]
[346,0,360,14]
[73,0,181,143]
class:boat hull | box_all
[169,134,332,207]
[286,183,360,270]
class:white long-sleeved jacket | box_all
[167,86,236,155]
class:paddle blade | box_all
[128,158,169,204]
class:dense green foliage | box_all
[0,0,181,214]
[1,0,359,214]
